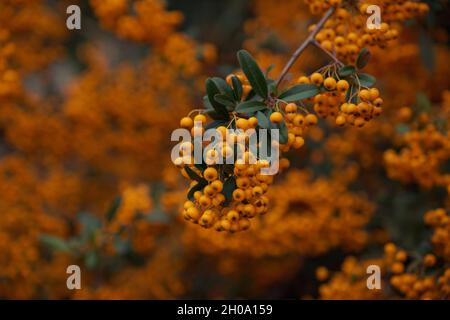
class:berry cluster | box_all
[384,124,450,189]
[176,109,282,233]
[385,240,450,299]
[298,70,383,128]
[174,12,384,232]
[425,209,450,261]
[307,1,428,64]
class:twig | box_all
[311,40,344,66]
[276,7,336,88]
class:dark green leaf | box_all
[78,213,101,243]
[203,95,212,109]
[85,251,98,269]
[416,92,432,112]
[222,164,235,176]
[204,109,223,121]
[237,50,268,99]
[184,166,203,182]
[205,119,228,130]
[356,48,371,69]
[235,100,267,114]
[278,84,319,101]
[267,79,277,96]
[231,76,243,101]
[210,77,234,99]
[106,196,122,222]
[244,89,256,101]
[265,64,275,77]
[345,85,355,102]
[205,78,230,120]
[222,176,237,205]
[40,235,71,252]
[256,111,269,129]
[187,181,207,201]
[214,94,236,110]
[358,73,376,87]
[194,162,207,172]
[338,65,357,77]
[278,121,288,144]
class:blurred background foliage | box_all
[0,0,449,299]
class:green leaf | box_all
[256,111,269,129]
[210,77,234,99]
[187,181,207,201]
[338,65,357,77]
[356,48,371,69]
[78,213,101,243]
[205,78,230,120]
[396,124,410,134]
[203,106,223,121]
[278,84,319,101]
[106,196,122,222]
[235,101,267,114]
[222,176,237,205]
[278,121,289,144]
[205,119,228,130]
[85,251,98,269]
[40,235,71,252]
[184,166,203,182]
[345,85,356,102]
[265,64,275,77]
[358,73,376,87]
[231,76,243,101]
[237,50,268,99]
[194,162,207,172]
[214,94,236,108]
[267,79,277,96]
[416,92,432,112]
[203,95,213,109]
[244,89,256,101]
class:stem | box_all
[311,40,344,65]
[276,7,336,88]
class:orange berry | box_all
[186,207,201,220]
[311,73,324,86]
[270,112,283,123]
[297,76,310,84]
[180,117,194,129]
[194,114,207,124]
[211,180,223,193]
[305,114,318,126]
[324,77,337,90]
[232,189,245,202]
[336,115,346,126]
[236,118,249,130]
[336,80,349,92]
[424,254,436,267]
[203,167,218,181]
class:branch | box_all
[311,39,344,66]
[276,7,336,88]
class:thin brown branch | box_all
[311,39,344,66]
[276,7,336,88]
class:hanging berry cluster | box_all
[174,8,383,233]
[307,1,429,64]
[297,51,383,128]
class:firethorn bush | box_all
[0,0,449,300]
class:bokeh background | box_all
[0,0,449,299]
